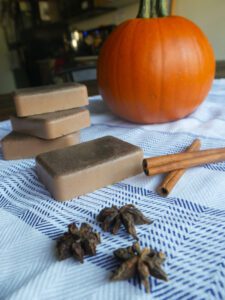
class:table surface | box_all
[0,80,225,300]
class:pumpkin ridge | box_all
[136,20,158,122]
[169,17,191,119]
[113,22,133,118]
[190,23,208,108]
[192,20,215,102]
[156,17,165,122]
[112,20,141,122]
[162,18,177,121]
[164,17,196,119]
[179,17,204,113]
[98,21,130,113]
[178,17,214,116]
[130,20,145,122]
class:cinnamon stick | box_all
[157,139,201,197]
[144,148,225,176]
[143,147,225,169]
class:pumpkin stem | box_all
[137,0,168,18]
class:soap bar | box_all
[11,108,90,139]
[2,131,80,160]
[14,83,88,117]
[36,136,143,201]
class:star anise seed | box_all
[56,223,101,263]
[97,204,152,239]
[111,242,168,293]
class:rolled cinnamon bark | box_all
[143,147,225,169]
[144,148,225,176]
[157,139,201,197]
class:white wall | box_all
[0,26,15,94]
[175,0,225,60]
[74,0,225,60]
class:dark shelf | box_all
[216,61,225,79]
[7,41,24,50]
[68,6,117,22]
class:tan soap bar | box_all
[36,136,143,201]
[14,83,88,117]
[11,108,90,139]
[2,131,80,160]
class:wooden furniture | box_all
[0,94,16,121]
[216,61,225,79]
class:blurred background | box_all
[0,0,224,105]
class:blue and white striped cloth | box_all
[0,80,225,300]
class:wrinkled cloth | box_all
[0,80,225,300]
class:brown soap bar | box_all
[2,131,80,160]
[36,136,143,201]
[11,108,90,140]
[14,83,88,117]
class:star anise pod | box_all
[56,223,101,263]
[111,242,168,293]
[97,204,152,239]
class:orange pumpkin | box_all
[97,0,215,124]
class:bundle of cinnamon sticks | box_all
[143,139,225,197]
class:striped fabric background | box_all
[0,80,225,300]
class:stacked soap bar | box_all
[2,83,90,160]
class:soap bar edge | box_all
[11,109,90,139]
[36,146,143,201]
[14,84,89,117]
[36,135,142,176]
[2,131,80,160]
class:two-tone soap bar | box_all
[36,136,143,201]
